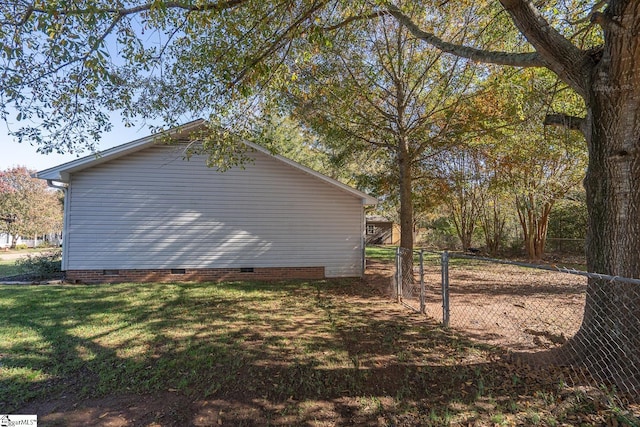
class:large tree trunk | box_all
[397,134,414,282]
[564,5,640,392]
[398,153,414,253]
[393,0,640,393]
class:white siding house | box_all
[0,233,15,248]
[35,120,376,283]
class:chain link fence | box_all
[392,247,421,312]
[392,249,640,400]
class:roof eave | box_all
[241,140,377,206]
[33,119,207,183]
[33,119,378,206]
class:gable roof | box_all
[366,215,394,223]
[34,119,377,205]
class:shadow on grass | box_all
[1,277,637,426]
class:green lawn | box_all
[0,278,636,425]
[365,245,397,262]
[0,257,22,277]
[366,245,441,263]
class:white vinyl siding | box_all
[64,144,365,277]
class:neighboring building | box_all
[0,233,17,248]
[35,120,377,283]
[365,215,400,245]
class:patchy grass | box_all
[1,276,637,425]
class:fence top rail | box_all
[439,251,640,286]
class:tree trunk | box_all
[394,0,640,392]
[398,161,413,253]
[534,201,552,260]
[9,233,18,249]
[397,134,414,279]
[481,196,506,256]
[450,198,473,251]
[450,186,480,252]
[564,7,640,391]
[516,194,552,260]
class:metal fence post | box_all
[441,250,450,327]
[419,249,425,314]
[396,247,402,303]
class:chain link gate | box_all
[392,248,447,316]
[392,249,448,321]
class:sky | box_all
[0,119,155,172]
[0,14,160,173]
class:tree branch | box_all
[385,4,545,68]
[1,0,247,26]
[8,11,125,91]
[498,0,591,98]
[591,11,625,32]
[320,11,386,31]
[229,1,328,88]
[28,0,248,17]
[570,0,607,25]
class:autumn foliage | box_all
[0,166,63,248]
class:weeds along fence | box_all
[392,247,640,399]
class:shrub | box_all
[14,244,28,250]
[15,250,62,280]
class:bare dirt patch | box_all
[19,392,192,426]
[417,261,587,351]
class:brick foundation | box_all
[65,266,326,284]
